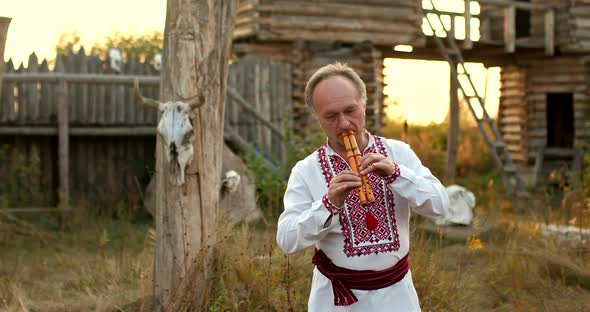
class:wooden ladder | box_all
[424,0,530,202]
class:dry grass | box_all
[0,209,153,312]
[1,195,589,312]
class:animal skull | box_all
[153,53,162,71]
[134,80,203,185]
[221,170,241,195]
[108,48,122,73]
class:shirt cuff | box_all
[383,162,401,185]
[322,194,342,214]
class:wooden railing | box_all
[424,0,556,55]
[0,68,290,211]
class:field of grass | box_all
[1,187,589,311]
[1,121,589,311]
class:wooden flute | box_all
[341,130,375,204]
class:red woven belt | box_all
[312,249,409,306]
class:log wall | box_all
[233,0,425,47]
[499,55,589,166]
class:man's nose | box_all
[337,114,351,128]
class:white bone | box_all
[157,101,194,185]
[108,48,122,73]
[221,170,241,194]
[154,53,162,71]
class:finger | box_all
[359,153,382,170]
[332,181,362,194]
[332,171,361,183]
[360,160,392,176]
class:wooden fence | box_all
[0,51,291,211]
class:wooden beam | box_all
[504,5,516,53]
[57,80,69,211]
[227,87,284,140]
[1,207,61,213]
[2,73,160,84]
[0,126,156,136]
[478,0,550,10]
[464,0,473,49]
[545,9,555,56]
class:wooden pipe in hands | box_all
[341,130,375,205]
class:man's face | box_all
[312,75,366,151]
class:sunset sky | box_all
[2,0,499,125]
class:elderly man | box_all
[276,63,449,311]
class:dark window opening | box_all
[516,0,531,38]
[546,93,574,148]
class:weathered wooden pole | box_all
[446,61,459,183]
[0,17,11,94]
[153,1,237,310]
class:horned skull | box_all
[153,53,162,71]
[134,80,202,185]
[108,48,122,73]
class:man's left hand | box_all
[359,153,394,177]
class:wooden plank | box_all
[56,79,69,210]
[65,51,76,124]
[257,29,423,46]
[1,59,15,122]
[479,0,550,10]
[38,60,51,123]
[16,62,26,124]
[464,0,473,49]
[504,5,516,53]
[78,50,89,124]
[261,63,271,155]
[0,126,156,135]
[97,80,106,125]
[27,53,39,123]
[135,59,146,124]
[545,9,555,56]
[257,3,418,22]
[115,83,125,124]
[88,56,100,123]
[2,73,159,84]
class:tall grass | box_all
[1,120,588,311]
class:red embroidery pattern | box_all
[318,136,400,257]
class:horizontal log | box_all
[529,74,585,83]
[500,107,526,116]
[233,25,258,39]
[257,28,424,46]
[501,124,522,133]
[502,116,524,123]
[479,0,551,10]
[258,16,420,34]
[258,3,418,22]
[0,126,156,136]
[3,73,160,85]
[279,0,417,6]
[502,133,522,142]
[1,207,61,213]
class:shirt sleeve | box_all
[386,141,449,219]
[276,164,338,255]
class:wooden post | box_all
[446,61,459,183]
[154,1,237,311]
[464,0,473,49]
[504,5,516,53]
[544,9,555,56]
[0,17,11,96]
[57,79,69,210]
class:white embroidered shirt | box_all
[277,134,449,312]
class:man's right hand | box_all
[327,170,362,207]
